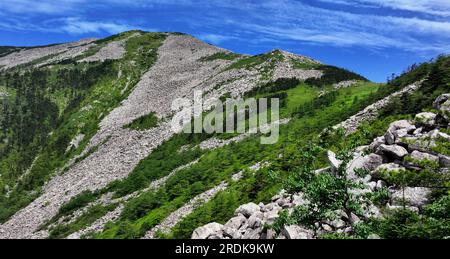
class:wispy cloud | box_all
[317,0,450,17]
[0,0,448,55]
[58,17,133,34]
[0,0,86,15]
[197,33,237,44]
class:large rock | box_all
[224,215,247,230]
[433,94,450,118]
[415,112,437,127]
[428,130,450,141]
[391,187,431,207]
[247,212,264,229]
[439,154,450,168]
[281,225,314,239]
[327,150,342,172]
[346,153,383,181]
[369,136,386,151]
[385,120,416,145]
[376,144,409,159]
[410,150,439,163]
[389,120,416,131]
[235,203,261,218]
[192,223,224,239]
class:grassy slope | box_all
[86,79,383,239]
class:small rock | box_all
[368,181,377,191]
[350,213,361,224]
[292,193,308,206]
[329,218,346,229]
[376,180,386,190]
[322,224,333,232]
[410,150,439,163]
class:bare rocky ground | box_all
[0,39,96,70]
[0,33,322,239]
[193,94,450,239]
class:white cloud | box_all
[0,0,86,14]
[59,17,133,34]
[197,34,236,44]
[317,0,450,17]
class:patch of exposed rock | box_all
[333,80,358,89]
[0,39,96,70]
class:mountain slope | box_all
[0,31,440,239]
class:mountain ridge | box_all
[0,30,447,239]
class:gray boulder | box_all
[410,150,439,163]
[281,225,314,239]
[376,144,409,159]
[235,203,261,218]
[375,163,406,174]
[439,154,450,168]
[347,153,383,181]
[247,212,264,229]
[327,150,342,172]
[224,215,247,230]
[192,223,224,239]
[369,136,386,151]
[433,93,450,118]
[391,187,431,207]
[415,112,437,127]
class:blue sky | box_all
[0,0,449,82]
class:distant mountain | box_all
[0,30,448,239]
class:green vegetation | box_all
[0,32,167,223]
[124,112,159,130]
[305,65,368,87]
[226,51,284,71]
[199,52,241,62]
